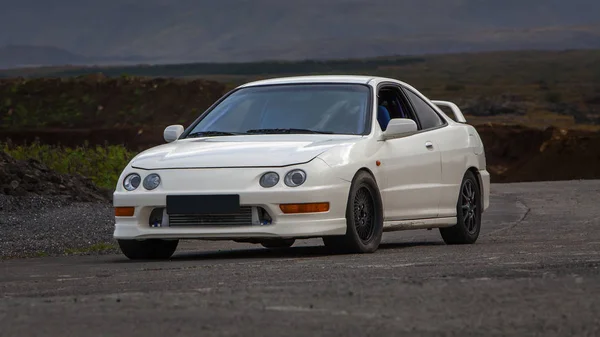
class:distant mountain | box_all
[0,45,154,69]
[1,0,600,67]
[0,45,90,68]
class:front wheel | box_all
[439,170,482,244]
[117,239,179,260]
[323,171,383,254]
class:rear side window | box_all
[404,89,445,130]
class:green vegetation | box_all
[2,141,137,189]
[64,242,117,255]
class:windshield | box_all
[184,83,371,137]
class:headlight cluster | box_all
[259,172,279,188]
[260,169,306,188]
[123,173,161,191]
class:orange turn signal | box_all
[115,207,135,217]
[279,202,330,214]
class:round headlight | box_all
[260,172,279,188]
[143,173,161,190]
[284,169,306,187]
[123,173,141,191]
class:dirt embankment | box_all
[479,124,600,183]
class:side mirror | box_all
[381,118,418,140]
[164,125,185,143]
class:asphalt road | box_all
[1,180,600,337]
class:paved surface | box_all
[1,181,600,336]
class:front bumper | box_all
[113,161,351,240]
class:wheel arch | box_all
[349,167,384,211]
[352,167,378,184]
[466,166,484,200]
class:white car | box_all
[113,75,490,260]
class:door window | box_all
[403,89,445,130]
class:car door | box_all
[400,86,451,218]
[428,123,473,218]
[377,85,442,221]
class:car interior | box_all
[377,87,420,131]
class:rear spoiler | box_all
[431,100,467,123]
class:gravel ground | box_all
[0,195,116,258]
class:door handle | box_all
[425,141,434,149]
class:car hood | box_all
[130,134,364,170]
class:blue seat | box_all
[377,105,391,130]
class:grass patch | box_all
[64,242,118,255]
[2,141,137,190]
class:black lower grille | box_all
[168,206,253,226]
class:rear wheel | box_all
[117,239,179,260]
[323,171,383,254]
[260,238,295,249]
[439,170,481,244]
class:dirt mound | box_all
[478,123,600,183]
[0,151,110,202]
[500,128,600,182]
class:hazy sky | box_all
[1,0,599,64]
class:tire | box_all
[117,239,179,260]
[439,170,482,244]
[260,238,295,249]
[322,171,383,254]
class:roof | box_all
[238,75,378,88]
[236,75,421,98]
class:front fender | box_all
[316,139,383,185]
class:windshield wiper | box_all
[186,131,244,138]
[246,128,334,134]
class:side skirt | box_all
[383,217,457,232]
